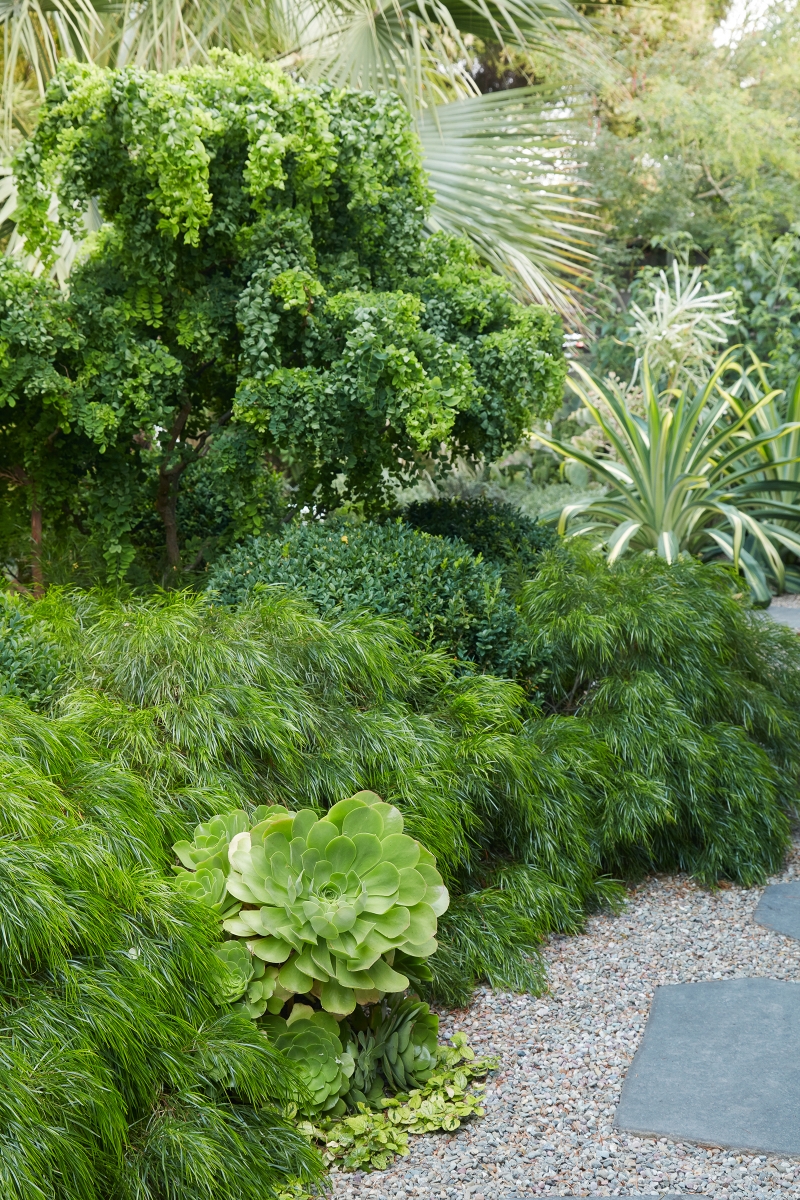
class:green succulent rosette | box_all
[218,791,449,1015]
[341,1023,384,1109]
[173,811,250,874]
[264,1005,355,1117]
[214,941,286,1017]
[375,997,439,1092]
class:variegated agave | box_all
[173,791,449,1015]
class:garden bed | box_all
[333,842,800,1199]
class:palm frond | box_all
[419,87,597,313]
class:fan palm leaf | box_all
[0,0,599,311]
[419,87,596,311]
[534,350,800,600]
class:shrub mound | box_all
[206,519,532,679]
[0,698,321,1199]
[525,545,799,884]
[402,496,555,588]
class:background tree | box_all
[1,55,566,583]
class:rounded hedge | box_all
[206,519,533,679]
[402,496,555,589]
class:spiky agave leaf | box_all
[534,350,800,599]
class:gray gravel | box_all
[331,841,800,1198]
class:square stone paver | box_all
[755,882,800,940]
[766,606,800,632]
[615,978,800,1154]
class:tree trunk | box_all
[30,503,43,596]
[156,474,182,574]
[156,401,192,579]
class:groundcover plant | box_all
[5,558,800,1003]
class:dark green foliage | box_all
[0,697,322,1199]
[401,496,556,590]
[0,592,63,706]
[523,545,798,886]
[176,426,287,568]
[206,519,533,679]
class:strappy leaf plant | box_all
[535,351,800,601]
[725,357,800,592]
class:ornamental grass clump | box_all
[174,792,449,1015]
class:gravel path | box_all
[332,842,800,1198]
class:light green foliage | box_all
[376,997,439,1091]
[572,2,800,390]
[305,1031,498,1171]
[214,942,283,1016]
[726,363,800,592]
[175,794,449,1015]
[0,56,564,584]
[627,262,737,388]
[265,1008,356,1117]
[207,518,534,679]
[0,696,323,1198]
[536,352,800,600]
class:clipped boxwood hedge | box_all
[402,496,555,590]
[206,518,533,679]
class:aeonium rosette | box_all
[173,791,449,1015]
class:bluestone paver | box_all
[765,606,800,632]
[615,978,800,1154]
[755,881,800,940]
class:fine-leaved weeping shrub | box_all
[401,495,556,591]
[523,544,800,885]
[206,519,533,679]
[19,587,619,1004]
[9,565,800,1012]
[0,698,322,1200]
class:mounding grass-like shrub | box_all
[0,697,322,1199]
[206,519,533,679]
[5,558,800,1011]
[523,544,800,884]
[402,496,556,589]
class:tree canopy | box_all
[0,54,565,584]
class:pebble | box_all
[331,841,800,1198]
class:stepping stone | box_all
[755,882,800,940]
[615,978,800,1154]
[764,605,800,632]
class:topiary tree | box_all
[1,53,566,583]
